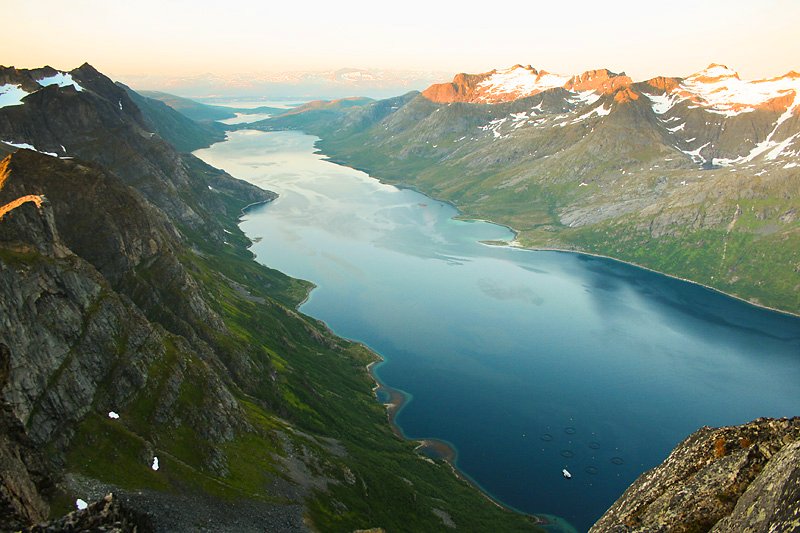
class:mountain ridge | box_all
[248,61,800,314]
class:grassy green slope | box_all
[58,191,542,531]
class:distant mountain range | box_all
[249,62,800,314]
[115,67,451,99]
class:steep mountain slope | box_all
[251,64,800,314]
[119,84,226,151]
[0,65,541,531]
[138,90,288,122]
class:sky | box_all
[2,0,799,90]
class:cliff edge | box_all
[591,417,800,532]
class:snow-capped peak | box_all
[686,63,740,82]
[475,65,571,103]
[675,65,800,117]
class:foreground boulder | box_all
[591,417,800,532]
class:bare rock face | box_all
[564,69,632,94]
[711,439,800,532]
[0,152,246,466]
[422,72,493,103]
[0,344,53,531]
[590,418,800,533]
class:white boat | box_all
[562,468,572,479]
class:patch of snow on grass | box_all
[152,456,159,471]
[37,72,84,91]
[0,84,30,108]
[108,411,119,419]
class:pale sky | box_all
[2,0,798,81]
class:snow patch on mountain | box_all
[572,90,602,107]
[0,84,30,108]
[476,66,570,103]
[682,141,711,164]
[645,92,685,115]
[2,140,58,157]
[573,104,611,123]
[677,65,800,116]
[36,72,84,92]
[713,93,799,166]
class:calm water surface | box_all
[195,130,800,532]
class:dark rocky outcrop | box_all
[591,417,800,532]
[26,493,153,532]
[0,181,243,461]
[0,344,55,531]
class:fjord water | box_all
[195,130,800,531]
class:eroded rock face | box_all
[710,439,800,532]
[0,155,245,467]
[0,344,53,531]
[591,418,800,533]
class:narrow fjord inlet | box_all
[3,3,800,531]
[195,130,800,531]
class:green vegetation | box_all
[61,188,542,531]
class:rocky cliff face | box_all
[0,168,244,463]
[0,344,54,531]
[591,417,800,532]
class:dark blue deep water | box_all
[196,130,800,532]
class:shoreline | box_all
[239,196,277,216]
[506,244,800,320]
[318,150,799,320]
[365,361,550,528]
